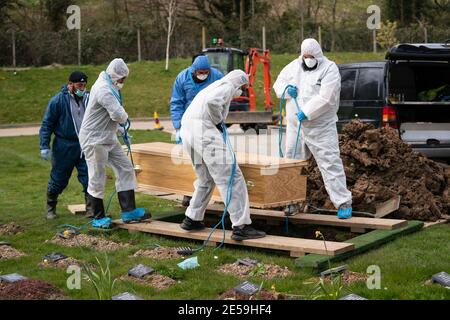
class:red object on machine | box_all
[244,48,273,112]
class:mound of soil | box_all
[219,288,288,300]
[0,279,66,300]
[305,120,449,221]
[38,257,93,269]
[133,247,182,260]
[48,234,128,251]
[0,222,23,235]
[120,274,177,290]
[0,245,25,259]
[218,262,292,280]
[323,270,368,286]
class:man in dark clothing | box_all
[39,71,93,219]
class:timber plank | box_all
[295,221,424,270]
[68,204,86,215]
[113,220,354,256]
[206,204,408,230]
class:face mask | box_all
[196,74,209,81]
[304,58,317,69]
[75,89,85,98]
[233,89,243,98]
[114,82,124,90]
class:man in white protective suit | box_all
[179,70,267,241]
[273,38,353,219]
[79,58,150,229]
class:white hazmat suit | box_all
[180,70,252,228]
[79,58,136,199]
[273,39,352,209]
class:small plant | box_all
[82,254,117,300]
[249,263,266,277]
[308,231,347,300]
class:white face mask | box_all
[114,82,124,90]
[196,74,209,81]
[304,57,317,68]
[233,89,243,98]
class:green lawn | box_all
[0,130,449,300]
[0,52,385,125]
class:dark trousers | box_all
[47,137,88,195]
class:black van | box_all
[337,43,450,158]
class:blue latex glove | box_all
[175,130,182,145]
[40,149,51,161]
[297,110,308,122]
[288,86,298,99]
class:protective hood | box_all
[222,70,249,90]
[106,58,129,82]
[192,55,211,71]
[300,38,324,59]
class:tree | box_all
[160,0,179,71]
[45,0,72,31]
[377,20,398,50]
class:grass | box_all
[0,52,385,125]
[0,130,449,300]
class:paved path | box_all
[0,120,284,157]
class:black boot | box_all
[231,224,266,241]
[117,190,136,212]
[85,192,94,219]
[180,216,205,231]
[46,192,58,220]
[88,194,106,219]
[182,195,192,207]
[118,190,151,223]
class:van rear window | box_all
[340,69,356,100]
[355,68,382,100]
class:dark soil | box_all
[0,279,66,300]
[305,120,449,221]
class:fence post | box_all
[12,30,16,68]
[318,25,322,46]
[373,29,377,53]
[78,28,81,66]
[202,26,206,50]
[262,25,266,51]
[137,27,142,61]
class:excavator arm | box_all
[245,48,273,112]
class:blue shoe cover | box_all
[92,217,112,229]
[122,208,147,223]
[337,207,352,220]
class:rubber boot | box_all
[182,195,192,207]
[89,195,112,229]
[46,192,58,220]
[118,190,151,223]
[85,192,94,219]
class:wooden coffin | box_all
[131,142,308,209]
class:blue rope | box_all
[191,122,237,253]
[278,85,303,159]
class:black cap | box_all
[69,71,88,83]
